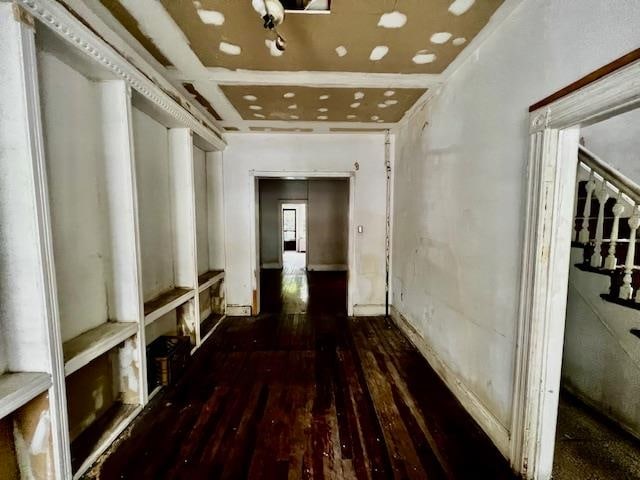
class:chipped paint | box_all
[219,41,241,55]
[413,51,437,65]
[335,45,347,57]
[431,32,452,44]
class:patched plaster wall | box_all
[392,0,640,450]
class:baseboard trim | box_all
[261,263,282,269]
[225,305,252,316]
[307,264,348,271]
[390,305,511,459]
[352,304,386,316]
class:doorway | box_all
[254,176,352,315]
[280,201,307,274]
[511,52,640,479]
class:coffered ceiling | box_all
[97,0,506,132]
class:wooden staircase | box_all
[572,146,640,316]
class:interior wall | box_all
[581,108,640,184]
[39,52,109,342]
[391,0,640,449]
[308,179,349,269]
[194,145,209,275]
[132,107,174,301]
[223,133,386,313]
[206,151,225,270]
[562,249,640,439]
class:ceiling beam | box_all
[167,68,443,90]
[117,0,243,122]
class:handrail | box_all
[578,145,640,203]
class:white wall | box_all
[132,108,173,301]
[206,151,225,271]
[223,133,386,313]
[39,52,109,342]
[391,0,640,451]
[562,249,640,439]
[581,108,640,184]
[194,145,209,275]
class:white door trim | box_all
[511,56,640,479]
[250,171,355,316]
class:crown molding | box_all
[16,0,226,151]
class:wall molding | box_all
[390,305,511,460]
[15,0,225,151]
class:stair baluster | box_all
[591,179,610,268]
[579,171,596,244]
[619,205,640,300]
[604,192,625,270]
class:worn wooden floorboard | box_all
[88,272,513,479]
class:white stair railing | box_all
[574,146,640,306]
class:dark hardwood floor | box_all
[87,257,514,479]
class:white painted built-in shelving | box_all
[62,322,139,376]
[0,373,52,420]
[0,2,226,478]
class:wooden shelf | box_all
[70,402,141,478]
[197,270,224,293]
[0,372,51,420]
[144,287,194,325]
[63,322,138,377]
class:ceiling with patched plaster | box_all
[97,0,506,132]
[220,85,425,123]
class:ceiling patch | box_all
[412,51,437,64]
[288,104,298,109]
[384,90,395,97]
[350,102,361,108]
[430,32,452,44]
[265,39,284,57]
[377,11,407,29]
[385,99,398,105]
[347,115,357,120]
[317,115,328,120]
[254,113,265,118]
[335,45,348,57]
[453,37,467,46]
[284,92,296,98]
[249,105,263,110]
[354,92,365,100]
[196,9,225,26]
[371,115,379,121]
[318,108,328,112]
[219,41,241,55]
[369,46,389,61]
[449,0,476,16]
[319,94,330,100]
[243,95,258,101]
[290,115,299,119]
[378,104,388,109]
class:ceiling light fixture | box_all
[253,0,287,54]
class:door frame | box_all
[510,53,640,479]
[249,171,355,316]
[279,200,308,268]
